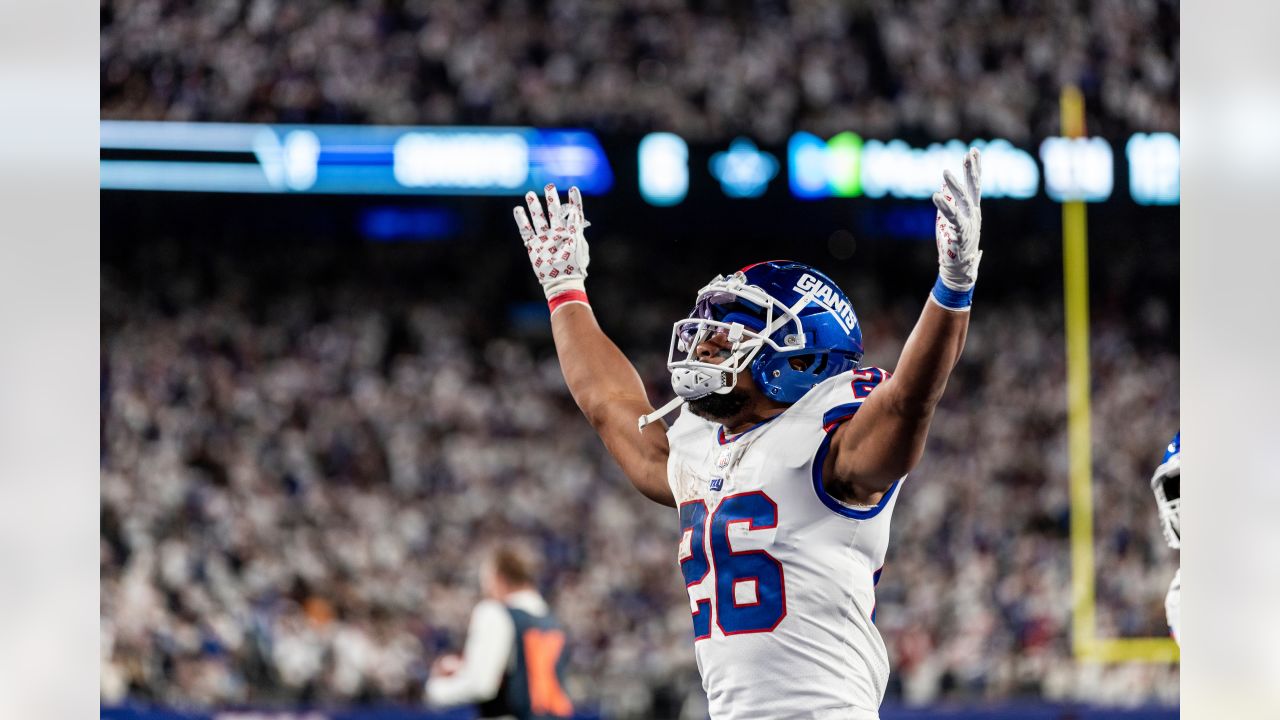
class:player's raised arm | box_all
[826,149,984,502]
[514,185,675,507]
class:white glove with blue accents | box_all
[931,148,983,309]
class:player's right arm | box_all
[515,185,675,508]
[826,150,983,502]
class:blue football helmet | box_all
[1151,431,1181,549]
[638,261,865,429]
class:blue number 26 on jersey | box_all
[679,491,786,639]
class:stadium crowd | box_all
[100,243,1179,718]
[100,0,1179,142]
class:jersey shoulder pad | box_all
[792,366,893,431]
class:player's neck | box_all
[722,401,788,435]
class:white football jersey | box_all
[1165,568,1180,645]
[667,367,902,720]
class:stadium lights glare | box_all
[1040,136,1115,202]
[789,131,863,198]
[100,121,1172,206]
[393,131,530,189]
[862,138,1040,200]
[638,133,690,206]
[709,138,779,198]
[99,121,613,195]
[1126,133,1180,205]
[254,129,322,191]
[789,134,1038,200]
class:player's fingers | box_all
[564,197,579,236]
[964,148,982,203]
[932,189,958,225]
[943,170,970,216]
[513,207,536,245]
[544,183,563,229]
[525,191,550,236]
[935,210,958,259]
[571,187,593,230]
[569,186,584,222]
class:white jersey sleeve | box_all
[665,367,902,719]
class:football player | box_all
[1151,432,1181,644]
[514,149,984,719]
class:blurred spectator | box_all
[426,545,574,719]
[100,239,1178,716]
[99,0,1178,142]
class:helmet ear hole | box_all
[786,353,828,374]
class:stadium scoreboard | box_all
[100,121,1179,206]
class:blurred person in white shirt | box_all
[426,545,573,720]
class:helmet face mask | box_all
[1151,433,1181,549]
[1151,458,1181,549]
[666,262,864,405]
[667,273,808,401]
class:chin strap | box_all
[637,396,687,431]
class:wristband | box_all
[931,275,974,310]
[548,289,590,315]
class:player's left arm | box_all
[826,149,983,503]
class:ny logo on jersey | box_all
[709,477,724,492]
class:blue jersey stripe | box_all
[810,432,902,520]
[822,402,862,429]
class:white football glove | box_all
[932,148,983,294]
[514,183,591,303]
